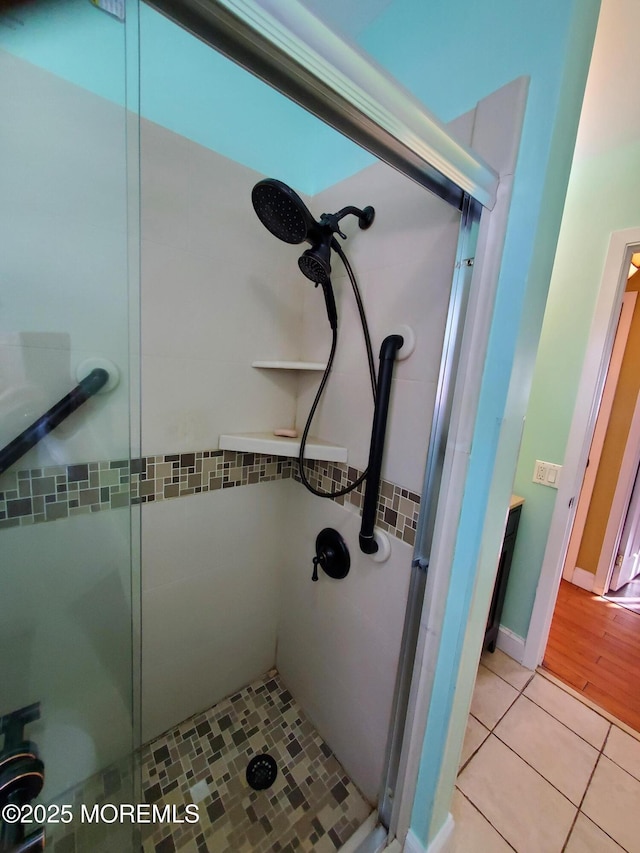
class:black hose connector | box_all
[359,335,404,554]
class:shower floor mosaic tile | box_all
[141,672,372,853]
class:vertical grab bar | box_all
[359,334,404,554]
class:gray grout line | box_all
[560,727,634,853]
[467,669,584,840]
[484,662,612,752]
[467,658,640,852]
[454,787,518,851]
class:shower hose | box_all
[297,242,377,498]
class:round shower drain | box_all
[246,753,278,790]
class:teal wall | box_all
[505,138,640,638]
[0,0,127,103]
[0,0,371,194]
[359,0,600,844]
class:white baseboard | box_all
[403,830,424,853]
[495,625,525,663]
[570,566,595,592]
[404,815,454,853]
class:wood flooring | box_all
[542,579,640,732]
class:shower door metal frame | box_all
[139,0,513,847]
[144,0,498,211]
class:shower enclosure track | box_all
[0,368,109,475]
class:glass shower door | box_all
[0,1,140,850]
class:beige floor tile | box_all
[495,695,599,805]
[582,755,640,852]
[481,648,534,690]
[459,715,490,770]
[565,814,625,852]
[604,725,640,782]
[450,788,514,852]
[457,735,576,853]
[524,674,610,748]
[470,665,519,729]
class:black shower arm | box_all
[320,206,375,239]
[359,334,404,554]
[0,368,109,476]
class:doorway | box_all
[527,237,640,730]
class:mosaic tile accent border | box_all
[293,460,420,547]
[140,671,371,853]
[0,451,421,546]
[131,451,294,504]
[0,460,131,530]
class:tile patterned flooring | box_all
[141,672,371,853]
[455,649,640,852]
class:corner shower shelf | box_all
[251,360,327,371]
[218,432,347,463]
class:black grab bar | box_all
[0,368,109,476]
[359,334,404,554]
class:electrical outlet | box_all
[533,460,562,489]
[534,461,547,482]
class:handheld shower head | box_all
[251,178,317,245]
[298,241,337,330]
[298,241,331,285]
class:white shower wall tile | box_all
[143,612,276,743]
[141,238,302,364]
[185,135,304,277]
[0,52,128,233]
[141,483,288,741]
[141,355,298,455]
[310,159,460,279]
[140,120,193,252]
[299,270,368,371]
[141,479,287,591]
[361,259,454,385]
[383,378,439,495]
[140,118,308,458]
[295,369,375,474]
[0,55,133,471]
[276,487,413,801]
[0,209,129,355]
[1,511,135,800]
[295,159,461,492]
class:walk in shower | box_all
[0,1,507,851]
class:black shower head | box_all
[251,178,317,245]
[252,179,375,332]
[298,241,331,285]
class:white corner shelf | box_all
[251,360,327,371]
[218,432,347,463]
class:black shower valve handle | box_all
[312,556,320,582]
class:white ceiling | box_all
[573,0,640,160]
